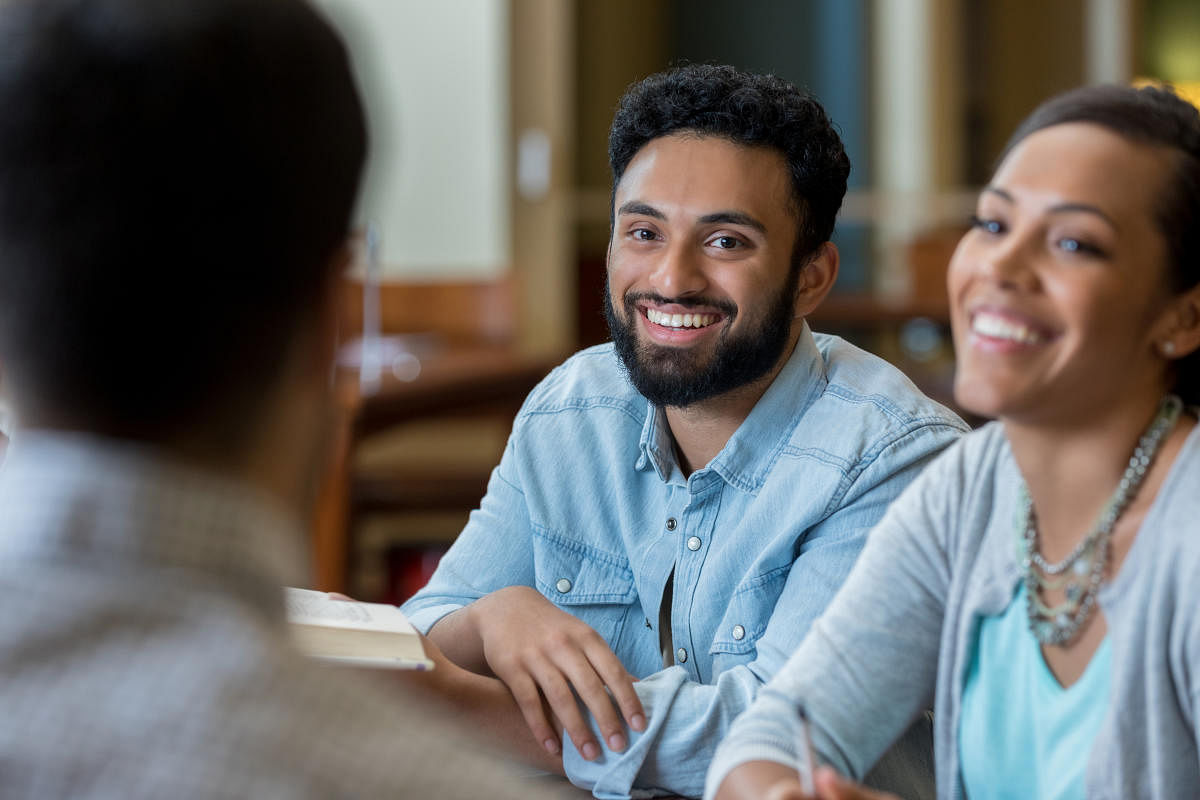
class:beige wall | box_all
[314,0,510,280]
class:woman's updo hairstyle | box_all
[1002,84,1200,405]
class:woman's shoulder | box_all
[907,419,1013,493]
[1145,421,1200,550]
[874,421,1020,574]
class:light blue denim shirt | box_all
[403,324,966,799]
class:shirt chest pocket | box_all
[532,528,638,644]
[708,566,789,665]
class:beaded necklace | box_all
[1016,394,1182,646]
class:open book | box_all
[285,587,434,670]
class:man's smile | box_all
[644,308,721,329]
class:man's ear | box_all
[793,241,839,319]
[311,241,354,378]
[1155,282,1200,360]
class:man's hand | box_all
[326,592,565,773]
[466,586,647,760]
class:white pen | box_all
[796,704,818,795]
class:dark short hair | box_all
[607,63,850,268]
[1004,84,1200,405]
[0,0,367,439]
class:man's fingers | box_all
[581,639,646,731]
[531,662,601,761]
[553,647,628,752]
[506,672,560,756]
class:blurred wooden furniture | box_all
[310,277,558,595]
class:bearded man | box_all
[402,64,967,799]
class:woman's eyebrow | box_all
[1046,202,1119,231]
[983,185,1119,231]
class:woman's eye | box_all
[970,215,1004,235]
[1057,237,1106,257]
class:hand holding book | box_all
[285,587,433,670]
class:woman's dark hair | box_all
[1003,84,1200,405]
[607,63,850,271]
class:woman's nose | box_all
[975,234,1037,290]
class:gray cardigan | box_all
[705,421,1200,800]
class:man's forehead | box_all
[613,134,795,223]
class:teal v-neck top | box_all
[959,582,1112,800]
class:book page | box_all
[284,588,419,634]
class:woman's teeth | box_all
[646,308,718,329]
[971,311,1046,344]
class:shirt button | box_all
[676,647,688,663]
[555,578,572,594]
[666,517,677,531]
[732,625,746,641]
[686,536,702,551]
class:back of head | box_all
[1005,84,1200,404]
[0,0,367,440]
[607,63,850,264]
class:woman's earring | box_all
[1161,340,1177,357]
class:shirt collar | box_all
[0,430,308,598]
[635,322,828,493]
[636,404,680,484]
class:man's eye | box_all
[632,229,656,241]
[712,235,741,249]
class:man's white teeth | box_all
[972,311,1045,344]
[647,308,718,328]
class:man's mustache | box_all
[623,291,737,318]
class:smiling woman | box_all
[949,121,1186,429]
[707,84,1200,800]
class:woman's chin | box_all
[951,378,1010,422]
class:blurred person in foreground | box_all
[708,84,1200,800]
[399,64,966,799]
[0,0,568,797]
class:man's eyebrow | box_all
[698,210,767,234]
[617,201,666,220]
[984,185,1118,230]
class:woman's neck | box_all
[1003,391,1190,560]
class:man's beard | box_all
[603,270,799,409]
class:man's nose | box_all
[649,242,707,298]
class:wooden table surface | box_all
[310,341,557,593]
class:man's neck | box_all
[663,333,799,477]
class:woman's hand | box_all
[717,762,902,800]
[764,767,902,800]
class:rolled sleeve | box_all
[562,665,756,799]
[401,439,537,624]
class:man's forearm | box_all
[420,662,565,775]
[426,604,490,675]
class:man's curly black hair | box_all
[607,63,850,267]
